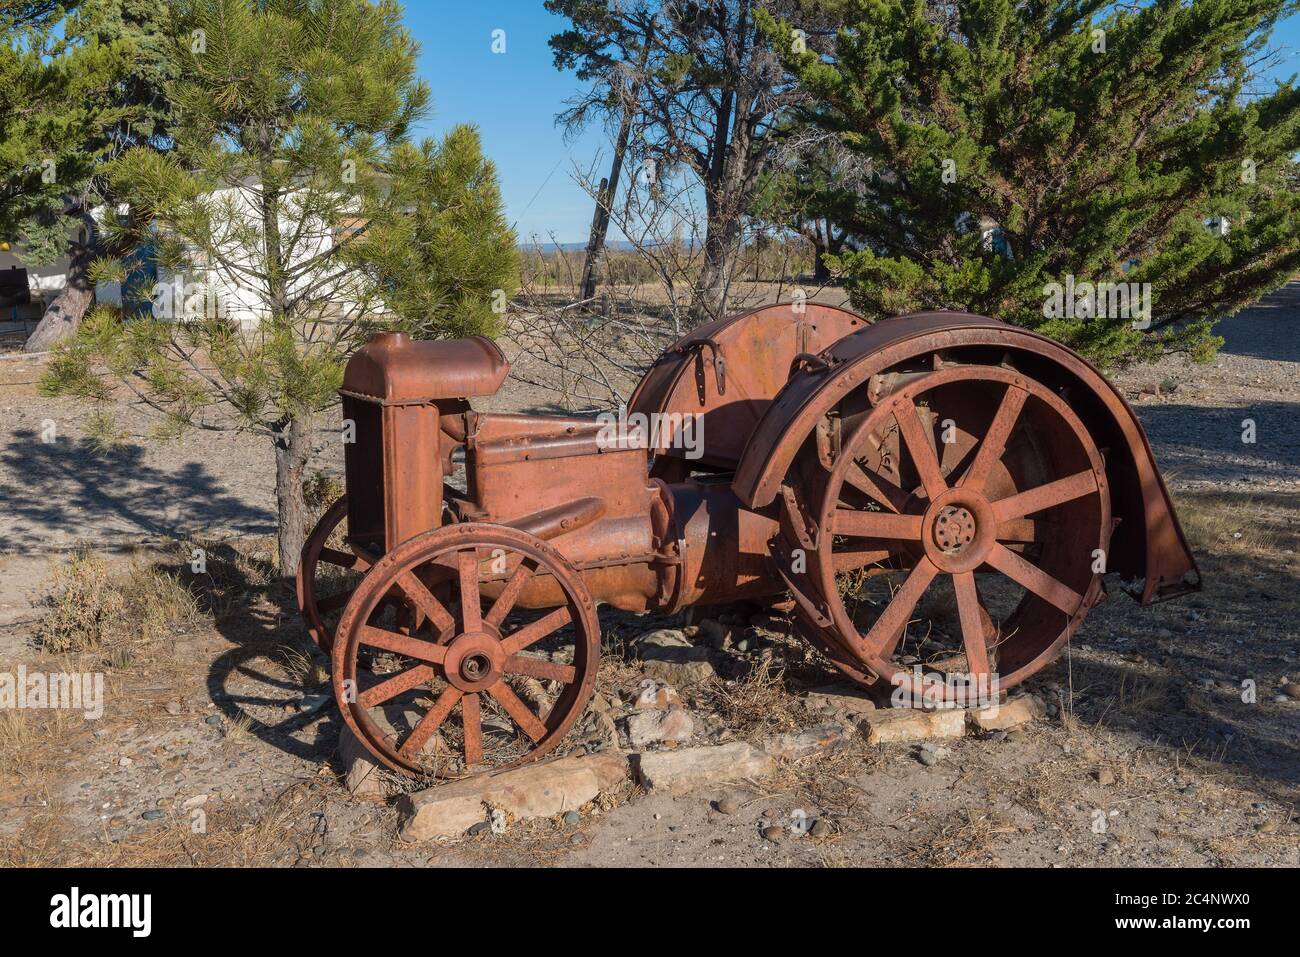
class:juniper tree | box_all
[762,0,1300,366]
[22,0,180,352]
[40,0,518,578]
[1,2,128,277]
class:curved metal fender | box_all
[733,310,1200,605]
[628,302,870,471]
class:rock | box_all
[1005,729,1027,744]
[635,628,715,686]
[1272,694,1289,704]
[918,749,940,767]
[809,818,831,838]
[1281,682,1300,700]
[205,715,222,726]
[715,796,740,815]
[631,678,682,711]
[164,701,182,716]
[118,756,133,768]
[109,817,126,827]
[562,809,580,826]
[141,810,165,821]
[967,694,1047,732]
[337,723,387,799]
[180,794,209,812]
[762,721,854,760]
[803,685,877,716]
[298,693,331,714]
[634,742,777,795]
[467,821,491,836]
[625,709,695,749]
[697,619,734,649]
[1095,767,1117,787]
[859,707,965,745]
[761,825,785,843]
[397,751,628,842]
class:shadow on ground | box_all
[0,430,274,550]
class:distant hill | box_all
[520,240,639,253]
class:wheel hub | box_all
[932,505,976,554]
[920,489,998,573]
[443,632,505,692]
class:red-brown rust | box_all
[300,306,1200,778]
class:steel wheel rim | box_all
[332,524,600,778]
[809,365,1111,700]
[297,496,372,652]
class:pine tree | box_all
[762,0,1300,366]
[40,0,518,578]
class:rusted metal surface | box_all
[732,311,1199,603]
[629,302,869,473]
[301,307,1199,778]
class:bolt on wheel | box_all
[331,523,600,778]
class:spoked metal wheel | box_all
[792,364,1111,702]
[331,523,600,778]
[297,496,373,652]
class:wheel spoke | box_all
[316,588,354,613]
[397,572,456,635]
[461,692,483,767]
[320,547,369,572]
[985,543,1083,614]
[894,397,947,501]
[488,682,548,742]
[831,547,895,572]
[992,470,1098,523]
[861,557,939,656]
[506,654,576,684]
[842,461,908,513]
[359,625,448,665]
[996,518,1039,543]
[952,571,991,677]
[484,558,536,628]
[357,664,434,709]
[501,606,572,655]
[959,385,1028,492]
[457,550,483,632]
[399,686,462,759]
[832,509,923,541]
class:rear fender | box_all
[732,311,1200,604]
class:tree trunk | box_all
[273,416,313,581]
[579,32,652,303]
[25,219,95,352]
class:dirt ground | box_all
[0,285,1296,868]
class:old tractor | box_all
[297,304,1199,778]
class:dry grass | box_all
[702,656,804,736]
[0,782,332,868]
[35,550,198,665]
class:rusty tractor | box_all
[297,304,1199,778]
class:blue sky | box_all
[408,2,1300,245]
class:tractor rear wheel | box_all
[786,363,1111,703]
